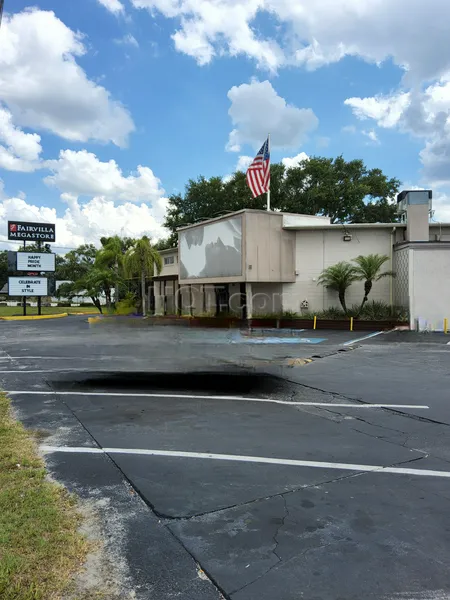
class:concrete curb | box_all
[0,313,69,321]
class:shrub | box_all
[80,302,94,307]
[0,302,7,307]
[357,300,409,322]
[281,310,301,318]
[319,307,347,319]
[115,293,137,315]
[57,302,71,307]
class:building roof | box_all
[158,247,178,254]
[283,222,450,230]
[176,208,330,232]
[175,207,450,232]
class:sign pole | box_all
[22,241,26,317]
[37,241,42,316]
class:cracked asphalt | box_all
[1,317,450,600]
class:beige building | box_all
[153,191,450,330]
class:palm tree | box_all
[124,236,162,315]
[79,267,118,312]
[96,236,125,305]
[352,254,396,312]
[318,262,359,313]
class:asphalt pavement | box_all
[1,316,450,600]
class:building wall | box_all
[429,225,450,242]
[156,251,178,277]
[393,247,409,308]
[410,245,450,330]
[244,212,296,282]
[282,227,397,313]
[251,283,283,315]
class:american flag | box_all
[246,138,270,198]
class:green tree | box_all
[153,238,175,251]
[164,176,227,246]
[317,262,359,314]
[163,156,400,240]
[0,251,8,289]
[352,254,396,312]
[124,236,162,315]
[284,156,400,223]
[96,236,133,304]
[55,245,107,313]
[55,244,97,281]
[56,267,116,313]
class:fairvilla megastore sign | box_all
[8,221,56,242]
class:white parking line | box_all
[5,390,429,410]
[0,369,102,373]
[342,331,385,346]
[0,356,127,361]
[40,445,450,479]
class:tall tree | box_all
[55,244,97,281]
[96,236,130,304]
[0,251,8,289]
[352,254,396,312]
[317,262,359,313]
[153,238,175,251]
[284,156,400,223]
[163,156,400,240]
[124,236,162,315]
[55,244,108,313]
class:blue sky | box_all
[1,0,450,249]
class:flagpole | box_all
[267,133,271,211]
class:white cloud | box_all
[433,192,450,222]
[0,194,168,250]
[362,129,380,145]
[131,0,283,70]
[226,80,318,152]
[345,80,450,184]
[342,125,356,134]
[44,150,165,203]
[0,9,134,147]
[97,0,125,14]
[345,93,411,128]
[130,0,450,81]
[235,156,252,172]
[0,107,42,172]
[114,34,139,47]
[281,152,309,170]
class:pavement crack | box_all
[163,471,367,523]
[229,559,281,597]
[272,495,288,562]
[282,377,450,427]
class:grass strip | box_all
[0,393,89,600]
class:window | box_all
[164,255,175,265]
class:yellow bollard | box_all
[313,315,317,330]
[445,318,448,334]
[350,317,354,332]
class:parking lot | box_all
[2,317,450,599]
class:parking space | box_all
[2,318,450,599]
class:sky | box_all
[1,0,450,252]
